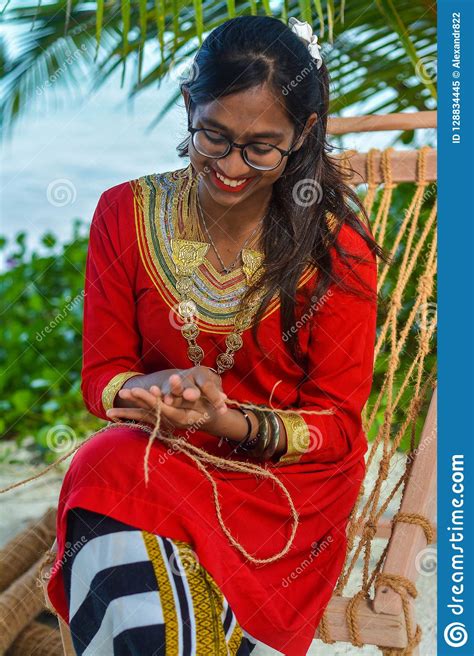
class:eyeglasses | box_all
[188,122,304,171]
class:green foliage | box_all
[1,1,437,136]
[0,220,102,462]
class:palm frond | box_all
[0,0,437,137]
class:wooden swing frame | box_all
[312,110,437,654]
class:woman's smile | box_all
[210,165,255,193]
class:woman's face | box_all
[182,83,317,208]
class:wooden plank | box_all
[327,111,437,134]
[373,387,437,615]
[329,148,437,184]
[314,595,408,648]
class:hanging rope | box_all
[318,146,437,654]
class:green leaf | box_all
[375,0,437,99]
[155,0,166,57]
[226,0,235,18]
[312,0,325,36]
[261,0,272,16]
[194,0,204,41]
[298,0,312,24]
[121,0,131,59]
[95,0,104,59]
[41,232,57,249]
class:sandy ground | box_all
[0,445,436,656]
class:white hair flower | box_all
[288,17,323,69]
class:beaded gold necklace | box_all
[170,169,268,375]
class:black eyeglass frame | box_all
[187,123,305,171]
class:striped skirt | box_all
[62,508,282,655]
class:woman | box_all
[46,14,385,656]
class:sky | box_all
[0,43,436,266]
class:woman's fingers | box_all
[127,387,161,410]
[106,407,156,424]
[158,402,205,427]
[164,374,182,405]
[115,371,226,422]
[117,388,150,411]
[164,373,200,406]
[107,393,207,429]
[194,373,228,414]
[118,387,160,412]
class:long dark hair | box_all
[177,15,390,367]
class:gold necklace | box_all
[196,188,266,275]
[170,173,267,375]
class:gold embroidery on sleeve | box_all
[101,371,143,412]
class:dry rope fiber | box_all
[316,146,436,651]
[375,573,422,655]
[0,507,56,592]
[0,557,47,654]
[339,147,436,576]
[0,395,333,566]
[6,620,64,656]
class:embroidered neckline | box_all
[183,164,265,281]
[132,164,318,333]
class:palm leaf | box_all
[0,0,437,137]
[375,0,437,99]
[95,0,104,57]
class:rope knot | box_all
[375,573,418,600]
[379,456,390,481]
[363,520,377,541]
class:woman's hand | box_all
[106,366,228,430]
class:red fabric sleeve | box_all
[81,185,144,420]
[280,222,378,465]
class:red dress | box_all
[46,163,377,655]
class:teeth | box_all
[215,170,248,187]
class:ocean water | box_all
[1,63,435,264]
[1,71,186,258]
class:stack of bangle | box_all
[223,404,281,461]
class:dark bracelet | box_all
[250,407,272,457]
[222,407,257,450]
[236,408,261,451]
[236,407,252,445]
[261,411,281,460]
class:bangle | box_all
[237,407,253,445]
[250,407,272,458]
[261,411,281,460]
[222,407,255,450]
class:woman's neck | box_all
[197,177,272,244]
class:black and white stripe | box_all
[61,508,265,655]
